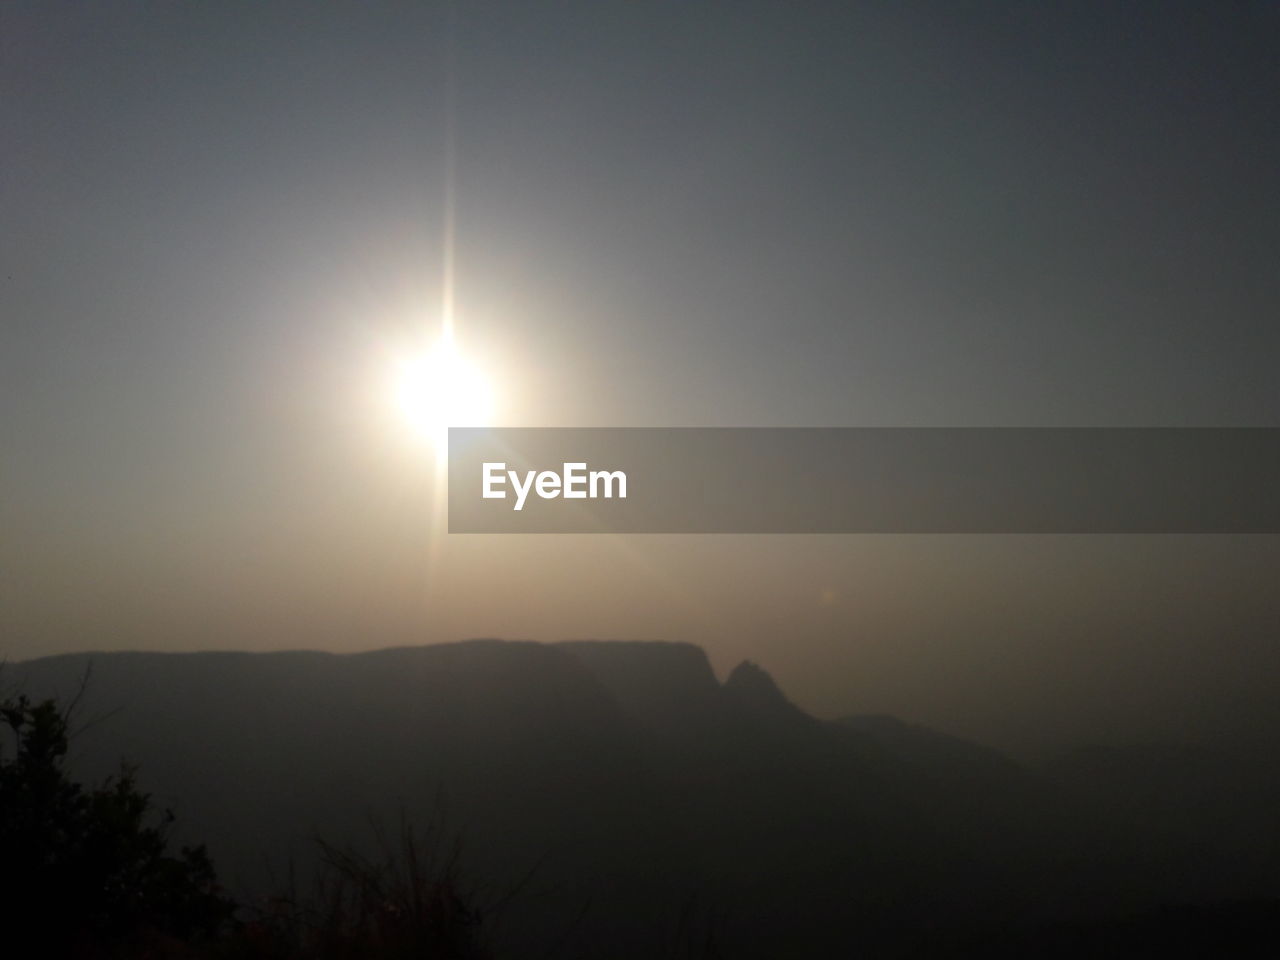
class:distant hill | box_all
[9,640,1276,957]
[1040,740,1280,871]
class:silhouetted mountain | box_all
[723,659,814,726]
[8,641,1276,957]
[836,713,1029,796]
[555,640,723,736]
[1041,740,1280,871]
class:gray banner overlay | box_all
[448,428,1280,533]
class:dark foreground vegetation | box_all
[1,691,493,959]
[5,641,1279,957]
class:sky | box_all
[4,1,1279,752]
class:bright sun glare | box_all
[396,334,494,452]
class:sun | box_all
[395,334,494,452]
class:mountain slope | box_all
[8,640,1272,957]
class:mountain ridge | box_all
[8,639,1275,957]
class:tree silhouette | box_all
[0,691,235,956]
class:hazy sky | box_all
[4,2,1279,751]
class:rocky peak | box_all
[723,660,810,725]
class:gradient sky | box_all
[4,2,1279,751]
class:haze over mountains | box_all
[10,639,1278,957]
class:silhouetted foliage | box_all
[233,820,492,960]
[0,691,235,957]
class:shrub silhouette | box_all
[237,819,493,960]
[0,692,235,956]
